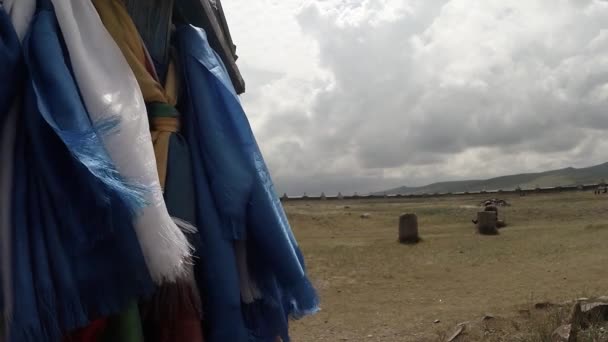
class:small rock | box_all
[551,324,576,342]
[447,324,465,342]
[580,302,608,321]
[360,213,371,219]
[482,314,495,321]
[581,302,606,312]
[434,319,441,324]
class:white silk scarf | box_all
[50,0,192,283]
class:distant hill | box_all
[377,162,608,195]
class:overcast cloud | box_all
[223,0,608,195]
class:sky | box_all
[222,0,608,196]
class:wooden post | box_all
[476,211,498,235]
[399,213,420,244]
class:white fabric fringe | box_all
[50,0,193,283]
[172,217,198,235]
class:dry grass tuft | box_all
[584,223,608,231]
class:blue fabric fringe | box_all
[175,25,319,342]
[26,0,149,228]
[24,0,148,247]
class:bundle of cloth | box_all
[0,0,318,341]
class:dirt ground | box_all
[287,192,608,341]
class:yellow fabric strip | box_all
[164,57,179,106]
[150,130,168,190]
[93,0,180,191]
[149,116,180,189]
[92,0,167,104]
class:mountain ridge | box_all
[377,162,608,195]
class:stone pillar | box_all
[399,213,420,244]
[476,211,498,235]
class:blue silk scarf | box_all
[0,6,22,324]
[175,25,318,342]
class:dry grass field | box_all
[287,192,608,341]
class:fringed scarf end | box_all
[171,216,197,234]
[56,115,150,216]
[138,212,194,284]
[283,276,320,320]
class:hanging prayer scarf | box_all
[6,2,154,341]
[175,26,319,341]
[25,0,146,245]
[91,2,205,341]
[49,0,193,283]
[0,9,21,123]
[177,120,249,342]
[122,0,174,83]
[8,111,45,342]
[0,2,34,338]
[0,6,22,326]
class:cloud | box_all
[223,0,608,195]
